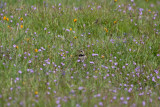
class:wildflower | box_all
[74,36,77,39]
[120,97,124,100]
[35,49,38,52]
[114,21,117,24]
[90,61,94,64]
[99,102,103,106]
[114,0,117,2]
[18,70,22,74]
[74,19,77,22]
[70,55,73,57]
[148,9,151,12]
[28,60,32,63]
[6,18,9,21]
[13,44,16,48]
[3,16,6,20]
[101,55,105,58]
[16,46,19,49]
[8,25,10,28]
[70,28,72,31]
[95,71,98,73]
[20,17,23,21]
[26,38,29,42]
[35,91,38,95]
[145,0,148,2]
[22,82,25,85]
[20,25,23,28]
[92,54,98,56]
[104,28,108,32]
[78,87,84,90]
[142,101,145,106]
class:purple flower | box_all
[99,102,103,106]
[142,101,145,106]
[92,53,98,56]
[34,7,36,10]
[123,101,128,104]
[10,87,13,91]
[83,64,86,67]
[77,60,81,62]
[128,6,132,11]
[122,66,125,69]
[76,104,81,107]
[90,61,94,64]
[28,60,32,63]
[58,3,61,6]
[97,6,101,9]
[114,62,118,65]
[61,62,65,66]
[7,103,10,106]
[56,100,60,104]
[113,96,117,100]
[152,77,156,82]
[13,44,16,48]
[78,87,83,90]
[120,97,124,100]
[18,70,22,74]
[127,97,130,100]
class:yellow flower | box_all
[74,19,77,22]
[148,9,151,12]
[145,0,148,2]
[70,28,72,31]
[104,28,108,33]
[6,18,9,21]
[20,25,23,28]
[101,55,105,58]
[35,91,38,95]
[114,0,117,2]
[70,55,73,57]
[27,38,30,42]
[35,49,38,52]
[3,16,6,20]
[22,82,25,85]
[20,17,23,21]
[114,21,117,24]
[74,36,77,39]
[8,25,10,28]
[16,46,19,49]
[95,71,98,73]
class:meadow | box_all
[0,0,160,106]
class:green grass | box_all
[0,0,160,106]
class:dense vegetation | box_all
[0,0,160,106]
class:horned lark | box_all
[78,50,86,62]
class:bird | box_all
[78,50,86,62]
